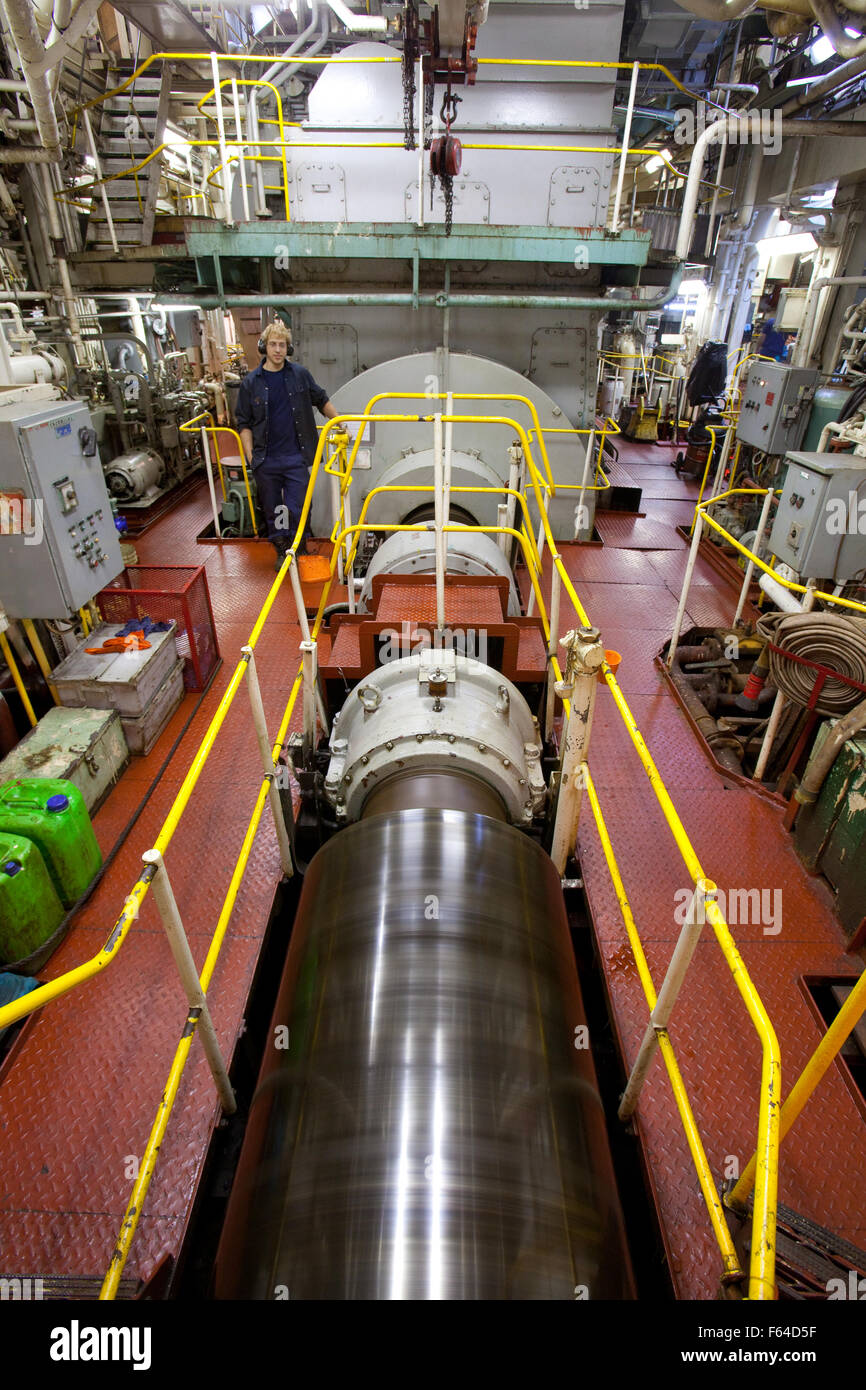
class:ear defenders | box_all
[258,335,294,356]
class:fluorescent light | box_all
[680,279,708,296]
[756,232,817,257]
[810,34,835,63]
[643,147,672,174]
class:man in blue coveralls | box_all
[236,321,338,566]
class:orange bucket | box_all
[598,650,622,684]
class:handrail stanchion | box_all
[667,508,703,668]
[733,486,774,626]
[200,425,222,539]
[496,502,509,552]
[505,441,522,565]
[288,558,330,735]
[575,428,595,540]
[433,411,445,632]
[209,55,232,226]
[619,879,716,1120]
[141,848,236,1114]
[301,640,318,762]
[242,646,294,877]
[544,565,562,741]
[549,626,605,874]
[526,499,548,618]
[230,77,250,223]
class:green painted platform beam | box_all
[185,221,651,267]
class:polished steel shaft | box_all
[215,807,633,1299]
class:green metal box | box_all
[0,707,129,816]
[795,722,866,945]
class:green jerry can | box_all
[0,831,65,972]
[0,778,102,908]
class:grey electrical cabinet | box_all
[0,398,123,618]
[768,451,866,582]
[736,363,818,453]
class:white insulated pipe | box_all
[0,0,61,154]
[675,118,860,264]
[325,0,387,33]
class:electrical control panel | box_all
[0,398,123,618]
[768,451,866,582]
[736,363,818,454]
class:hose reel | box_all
[756,611,866,716]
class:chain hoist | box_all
[430,87,462,236]
[401,3,418,150]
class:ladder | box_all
[85,64,171,249]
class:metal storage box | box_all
[120,660,185,756]
[0,398,124,618]
[769,452,866,581]
[795,723,866,946]
[0,706,129,814]
[53,622,179,718]
[735,363,817,453]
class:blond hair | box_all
[261,321,291,345]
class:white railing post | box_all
[230,77,250,223]
[575,428,595,541]
[301,639,318,761]
[618,879,717,1121]
[82,107,119,253]
[549,626,605,873]
[242,646,294,877]
[733,487,774,626]
[667,509,704,668]
[141,848,236,1114]
[544,564,562,741]
[525,493,549,619]
[433,410,445,632]
[612,61,639,230]
[200,425,222,539]
[210,53,232,225]
[288,560,330,735]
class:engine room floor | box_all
[0,443,863,1301]
[529,440,866,1299]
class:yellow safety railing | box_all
[0,407,786,1302]
[65,52,730,226]
[695,488,866,617]
[179,411,258,536]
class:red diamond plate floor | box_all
[0,483,306,1291]
[2,455,863,1304]
[540,442,866,1299]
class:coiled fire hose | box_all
[755,611,866,717]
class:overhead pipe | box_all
[157,268,685,314]
[324,0,387,33]
[0,145,56,163]
[0,0,62,154]
[810,0,866,58]
[672,0,813,16]
[795,274,866,367]
[676,118,860,262]
[249,2,329,215]
[780,52,866,113]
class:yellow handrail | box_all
[0,406,784,1302]
[179,411,258,536]
[697,489,866,616]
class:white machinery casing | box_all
[324,648,547,824]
